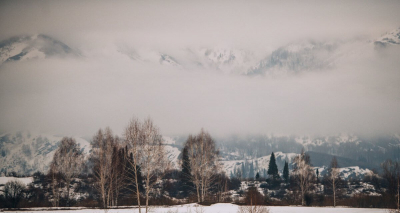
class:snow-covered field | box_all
[1,203,389,213]
[0,176,33,185]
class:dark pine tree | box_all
[180,147,194,197]
[249,161,255,179]
[267,152,279,179]
[241,162,246,179]
[283,161,289,183]
[255,172,260,180]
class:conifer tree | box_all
[249,161,255,179]
[267,152,279,179]
[255,172,260,180]
[241,162,245,179]
[283,161,289,182]
[180,146,194,196]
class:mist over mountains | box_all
[0,1,399,181]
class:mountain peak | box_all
[0,34,77,65]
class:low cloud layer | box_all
[0,0,399,137]
[1,45,399,137]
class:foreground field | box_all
[2,203,390,213]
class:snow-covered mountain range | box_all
[1,28,398,75]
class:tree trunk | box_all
[333,181,336,207]
[301,184,305,206]
[196,183,201,203]
[146,191,149,213]
[135,169,141,213]
[66,179,70,207]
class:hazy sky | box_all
[0,0,400,137]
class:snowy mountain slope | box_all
[220,151,373,180]
[186,47,258,74]
[0,34,77,65]
[0,131,91,175]
[374,28,400,48]
[220,151,296,177]
[117,46,182,67]
[247,39,357,76]
[294,134,361,147]
[314,166,372,180]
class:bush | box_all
[243,187,265,205]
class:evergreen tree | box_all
[180,147,194,197]
[255,172,260,180]
[267,152,279,179]
[263,168,267,179]
[249,161,255,179]
[241,162,245,179]
[316,168,319,182]
[283,161,289,182]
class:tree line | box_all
[0,117,399,211]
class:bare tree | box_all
[382,159,400,211]
[140,118,170,213]
[292,149,315,206]
[91,127,123,208]
[125,117,170,213]
[214,173,229,202]
[184,129,219,202]
[329,156,340,207]
[4,180,25,208]
[124,118,143,213]
[48,163,62,207]
[49,137,84,206]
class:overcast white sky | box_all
[0,0,399,137]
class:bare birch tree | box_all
[48,163,62,207]
[91,127,124,208]
[125,117,170,213]
[292,149,315,206]
[184,129,219,203]
[124,118,143,213]
[140,118,170,213]
[329,156,340,207]
[49,137,84,206]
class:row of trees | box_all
[45,118,222,212]
[1,116,399,210]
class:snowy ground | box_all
[0,176,33,185]
[1,203,389,213]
